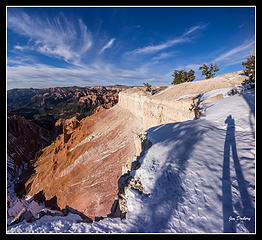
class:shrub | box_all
[143,83,152,93]
[189,94,203,119]
[171,69,195,85]
[199,63,219,79]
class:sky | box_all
[7,6,255,89]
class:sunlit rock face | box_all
[118,70,247,129]
[25,105,142,219]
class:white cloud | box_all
[99,38,116,55]
[8,11,92,65]
[152,51,177,61]
[183,24,208,36]
[13,45,27,51]
[129,24,207,55]
[130,37,188,55]
[178,63,202,72]
[213,39,255,65]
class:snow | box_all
[69,135,95,152]
[153,85,174,96]
[7,88,255,233]
[175,93,199,101]
[122,89,255,233]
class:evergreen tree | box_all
[143,83,152,92]
[199,63,219,79]
[171,69,195,85]
[242,53,255,84]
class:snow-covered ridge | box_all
[118,71,248,129]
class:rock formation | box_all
[59,117,80,144]
[7,115,53,180]
[118,70,247,129]
[24,105,142,219]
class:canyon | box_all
[7,71,252,226]
[7,86,127,130]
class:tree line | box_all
[144,54,255,93]
[171,54,255,85]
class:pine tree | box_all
[199,63,219,79]
[242,53,255,84]
[171,69,195,85]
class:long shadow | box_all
[126,120,207,233]
[241,89,255,117]
[240,89,255,139]
[222,115,255,233]
[222,115,237,232]
[33,191,93,223]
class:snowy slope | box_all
[7,88,255,233]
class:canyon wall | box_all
[118,88,194,129]
[118,70,247,129]
[24,105,143,219]
[7,116,53,180]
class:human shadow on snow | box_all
[126,120,207,233]
[222,115,255,233]
[126,114,255,233]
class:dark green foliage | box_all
[242,54,255,85]
[199,63,219,79]
[171,69,195,85]
[143,83,152,92]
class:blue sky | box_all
[7,6,255,89]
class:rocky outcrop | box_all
[24,105,142,219]
[7,195,92,226]
[8,86,126,106]
[110,132,152,219]
[55,117,80,144]
[118,70,248,129]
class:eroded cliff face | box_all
[118,88,195,129]
[118,70,248,129]
[24,105,142,219]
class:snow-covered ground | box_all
[7,87,255,233]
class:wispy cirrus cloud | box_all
[6,9,166,89]
[7,11,92,65]
[99,38,116,55]
[129,23,207,55]
[183,24,208,36]
[131,37,188,55]
[213,39,255,66]
[152,51,178,61]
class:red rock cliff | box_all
[25,105,142,218]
